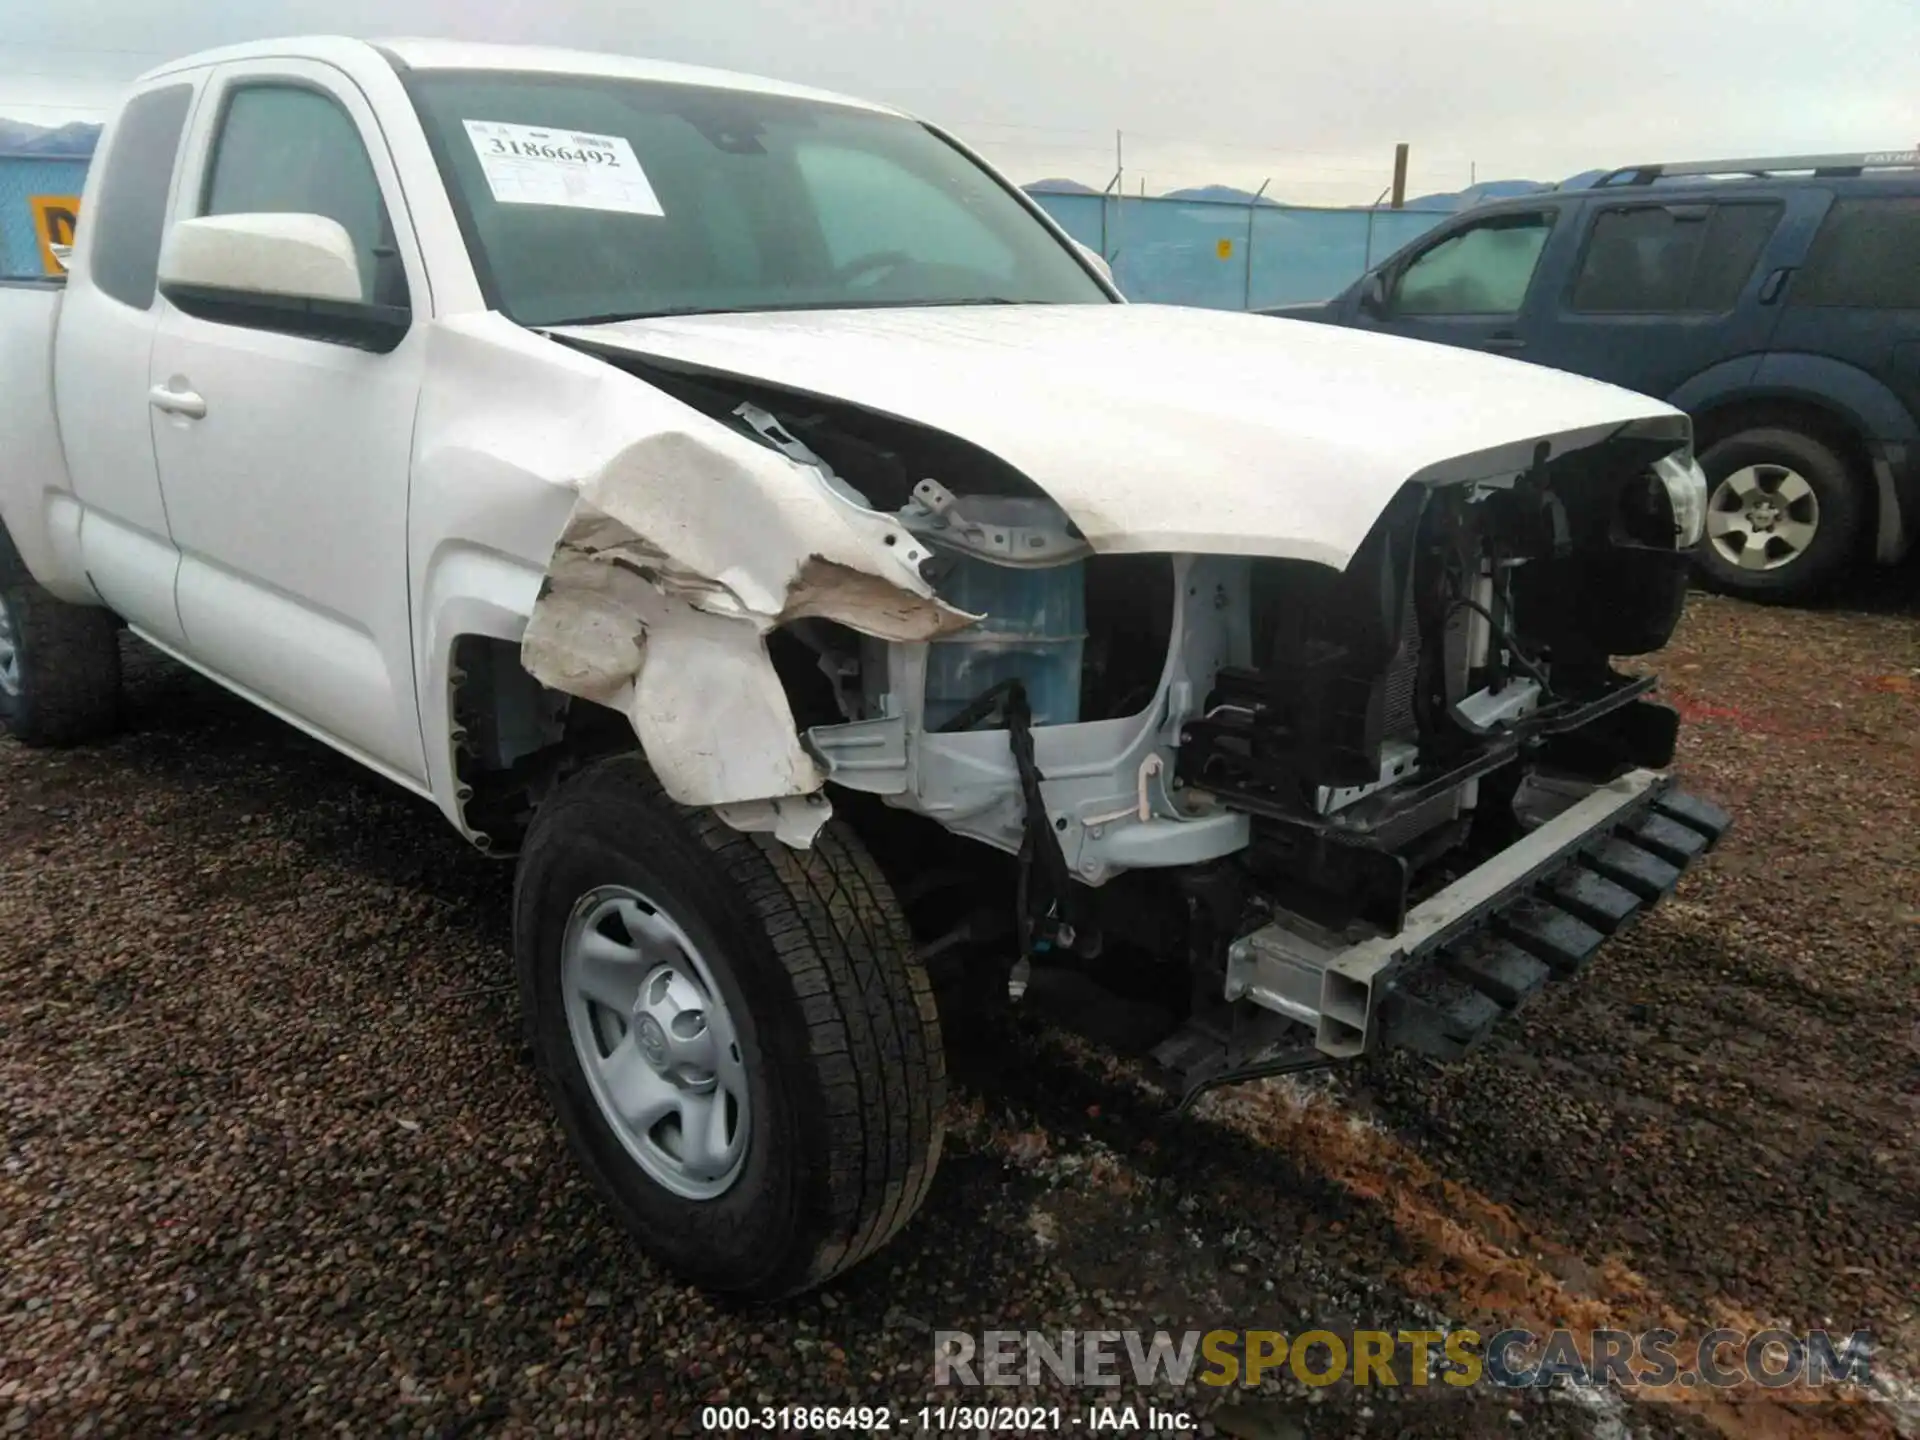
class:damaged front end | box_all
[523,339,1727,1095]
[516,390,977,848]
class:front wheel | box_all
[1694,427,1865,603]
[513,754,945,1299]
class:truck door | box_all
[1347,206,1564,358]
[51,79,201,648]
[147,59,430,786]
[1521,191,1809,395]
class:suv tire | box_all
[513,754,946,1298]
[1695,427,1864,602]
[0,527,121,746]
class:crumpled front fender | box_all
[518,412,973,844]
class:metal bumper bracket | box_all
[1225,771,1731,1062]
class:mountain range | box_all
[0,119,102,156]
[1027,172,1609,211]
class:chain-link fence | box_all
[1032,192,1450,308]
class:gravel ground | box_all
[2,574,1916,1440]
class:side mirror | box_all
[158,213,409,352]
[1073,239,1117,286]
[161,212,365,301]
[1359,270,1388,316]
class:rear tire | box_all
[0,527,120,746]
[1694,427,1864,603]
[513,754,945,1299]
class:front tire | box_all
[0,528,120,746]
[513,754,945,1299]
[1694,427,1864,603]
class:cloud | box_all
[3,0,1914,201]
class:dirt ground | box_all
[2,573,1916,1440]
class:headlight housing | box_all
[1652,451,1708,549]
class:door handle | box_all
[1758,267,1793,305]
[1484,333,1527,352]
[148,383,206,419]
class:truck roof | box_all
[137,35,903,117]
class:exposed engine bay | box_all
[533,339,1725,1094]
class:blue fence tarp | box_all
[1032,191,1448,308]
[0,151,1450,306]
[0,154,88,278]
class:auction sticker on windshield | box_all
[462,120,665,216]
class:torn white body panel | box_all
[512,366,974,826]
[522,548,825,821]
[408,314,973,840]
[550,303,1681,570]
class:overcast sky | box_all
[3,0,1914,203]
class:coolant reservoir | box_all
[901,481,1089,729]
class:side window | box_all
[202,84,407,307]
[1791,198,1920,309]
[1571,202,1781,313]
[1390,212,1552,316]
[793,142,1018,280]
[89,84,195,310]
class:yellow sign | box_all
[1216,237,1234,260]
[29,195,81,276]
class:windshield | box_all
[405,71,1112,325]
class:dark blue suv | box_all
[1272,151,1920,602]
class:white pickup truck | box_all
[0,36,1729,1298]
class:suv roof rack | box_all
[1594,149,1920,187]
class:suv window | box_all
[1791,197,1920,309]
[89,84,194,310]
[1390,212,1553,316]
[202,84,407,306]
[1571,202,1781,313]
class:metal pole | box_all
[1365,184,1389,270]
[1244,177,1268,310]
[1102,167,1120,263]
